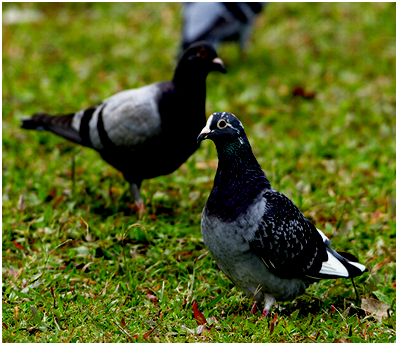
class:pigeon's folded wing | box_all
[83,83,164,151]
[246,190,328,279]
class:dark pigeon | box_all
[182,2,264,51]
[197,112,367,317]
[21,42,226,212]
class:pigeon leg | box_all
[262,294,275,318]
[250,301,258,314]
[129,183,144,216]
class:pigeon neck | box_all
[172,65,209,88]
[206,137,271,221]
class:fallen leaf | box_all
[192,301,207,325]
[12,241,24,250]
[361,298,389,322]
[372,256,393,272]
[146,291,158,304]
[292,86,316,99]
[3,322,8,330]
[120,317,126,328]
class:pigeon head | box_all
[177,41,226,76]
[199,112,271,221]
[197,112,246,144]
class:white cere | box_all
[201,114,214,134]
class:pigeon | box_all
[197,112,367,317]
[21,41,226,212]
[182,2,264,51]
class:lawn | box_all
[2,2,396,342]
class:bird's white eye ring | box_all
[217,119,228,129]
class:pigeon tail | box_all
[313,227,367,279]
[316,247,367,279]
[21,113,82,145]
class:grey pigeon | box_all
[21,42,226,212]
[182,2,264,51]
[197,112,367,317]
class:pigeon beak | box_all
[212,57,226,73]
[197,131,209,143]
[197,119,213,143]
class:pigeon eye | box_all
[197,48,207,58]
[217,119,228,129]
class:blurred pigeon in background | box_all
[197,112,367,317]
[182,2,264,51]
[21,42,226,213]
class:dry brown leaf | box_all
[192,301,207,325]
[361,298,389,322]
[12,241,24,250]
[372,256,393,273]
[146,292,158,304]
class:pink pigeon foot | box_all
[251,301,258,314]
[262,294,275,318]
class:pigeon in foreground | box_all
[182,2,264,51]
[197,112,367,317]
[21,42,226,212]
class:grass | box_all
[2,2,396,342]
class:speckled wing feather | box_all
[247,190,327,279]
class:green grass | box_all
[2,2,396,342]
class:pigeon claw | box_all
[137,201,145,218]
[129,201,145,217]
[250,301,258,315]
[262,294,275,318]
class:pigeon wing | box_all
[81,82,164,151]
[247,190,327,279]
